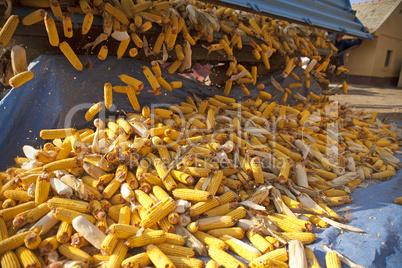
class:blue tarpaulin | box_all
[0,53,319,170]
[0,54,400,267]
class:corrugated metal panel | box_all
[203,0,373,39]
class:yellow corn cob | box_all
[0,251,20,268]
[278,160,290,184]
[206,260,220,268]
[52,207,95,224]
[183,33,196,45]
[186,222,199,233]
[15,247,41,268]
[100,233,118,255]
[0,15,19,47]
[168,60,183,74]
[259,91,272,100]
[170,81,183,89]
[281,232,316,244]
[127,86,141,111]
[3,199,16,208]
[8,70,34,88]
[371,169,395,180]
[305,247,321,268]
[119,74,144,90]
[24,230,41,250]
[78,0,91,14]
[118,206,131,225]
[249,248,289,268]
[153,159,177,191]
[13,203,50,228]
[3,190,31,202]
[56,221,73,243]
[208,245,247,268]
[125,230,166,247]
[40,128,75,140]
[59,41,83,70]
[101,82,113,110]
[146,244,175,268]
[102,175,122,199]
[247,230,274,254]
[204,202,238,217]
[223,80,233,96]
[268,214,312,232]
[167,27,178,50]
[150,61,163,78]
[141,197,177,228]
[44,12,59,47]
[261,50,270,70]
[71,232,90,248]
[35,174,50,205]
[325,252,342,268]
[49,0,63,20]
[0,231,29,255]
[249,157,264,185]
[197,216,237,231]
[164,233,185,246]
[172,189,212,202]
[116,37,130,59]
[222,234,262,261]
[131,1,152,13]
[143,66,161,92]
[156,243,195,258]
[81,12,93,35]
[97,45,108,60]
[140,21,152,32]
[207,227,244,240]
[106,224,140,239]
[206,170,223,196]
[164,255,203,268]
[152,32,165,54]
[58,243,93,265]
[93,254,110,264]
[134,189,156,209]
[121,253,151,268]
[0,202,35,221]
[0,217,8,240]
[105,3,129,25]
[192,231,226,250]
[226,207,247,220]
[43,157,82,172]
[128,47,138,57]
[22,9,45,25]
[159,217,175,233]
[130,32,143,48]
[61,14,73,38]
[39,237,59,254]
[191,191,235,216]
[394,197,402,205]
[256,84,265,91]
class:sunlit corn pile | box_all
[3,0,346,92]
[0,86,400,267]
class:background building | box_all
[345,0,402,87]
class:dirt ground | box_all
[329,84,402,122]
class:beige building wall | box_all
[346,2,402,79]
[345,37,378,76]
[372,35,402,78]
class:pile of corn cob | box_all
[1,0,345,92]
[0,83,400,267]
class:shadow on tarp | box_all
[308,154,402,268]
[0,53,320,171]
